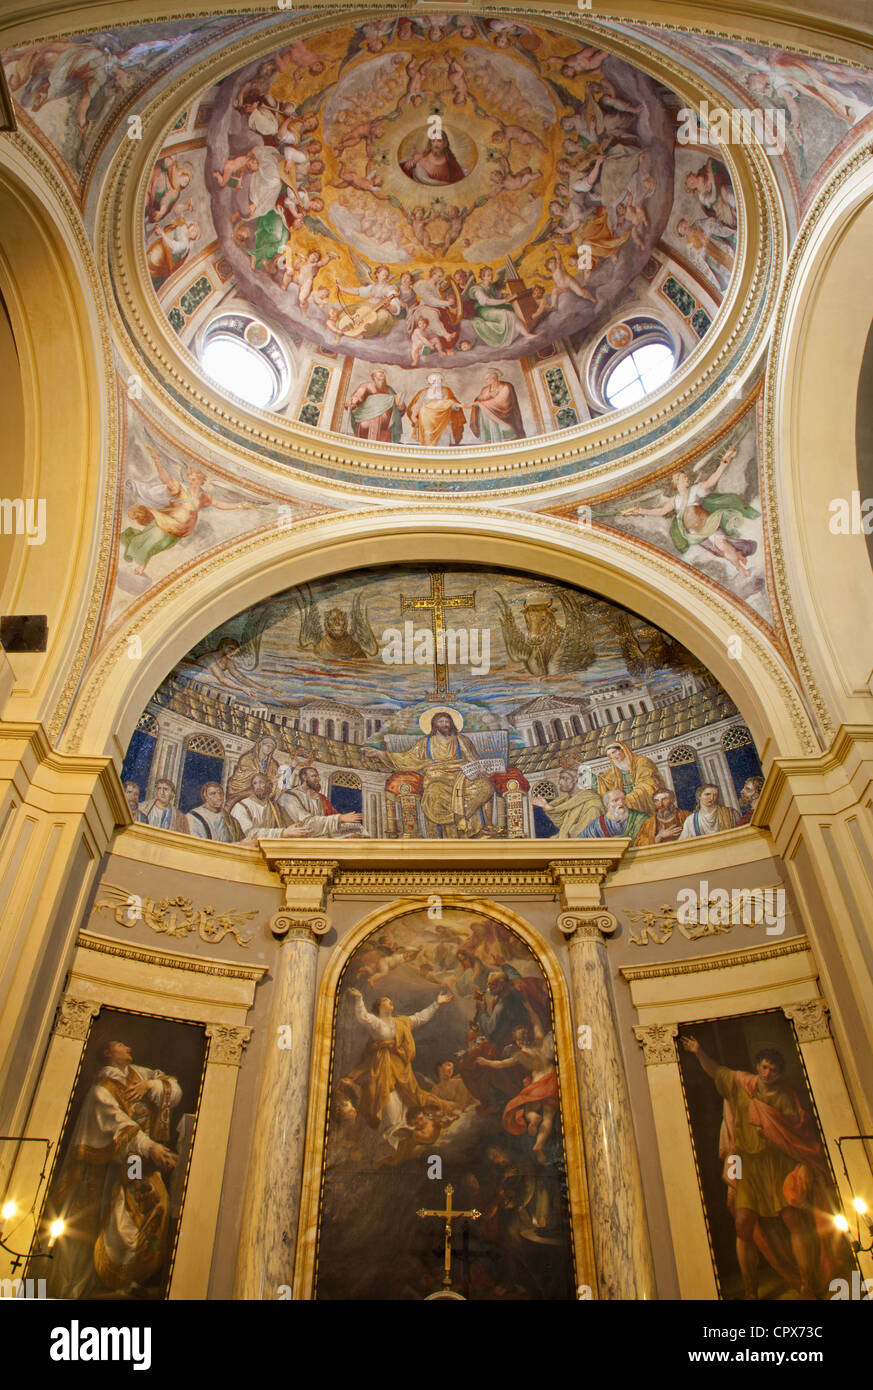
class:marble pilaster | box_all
[559,909,657,1300]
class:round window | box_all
[604,341,676,410]
[200,335,279,409]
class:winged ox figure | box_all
[494,589,597,676]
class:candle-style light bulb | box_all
[852,1196,868,1215]
[834,1213,850,1233]
[48,1218,64,1248]
[0,1199,17,1237]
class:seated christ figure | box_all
[382,708,495,838]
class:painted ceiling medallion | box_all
[141,14,742,463]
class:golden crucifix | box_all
[417,1183,481,1293]
[400,571,475,701]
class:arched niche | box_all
[0,144,107,730]
[293,895,596,1300]
[774,156,873,731]
[67,511,812,772]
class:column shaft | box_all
[233,927,319,1299]
[564,917,657,1299]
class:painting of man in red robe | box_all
[680,1016,855,1300]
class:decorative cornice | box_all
[52,994,101,1041]
[633,1022,678,1066]
[329,869,558,896]
[620,933,810,982]
[782,997,831,1042]
[75,929,268,982]
[205,1021,252,1066]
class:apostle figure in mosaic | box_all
[635,788,689,845]
[677,782,740,838]
[596,740,663,815]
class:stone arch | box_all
[65,511,814,781]
[773,155,873,734]
[0,142,108,730]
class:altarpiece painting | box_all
[309,906,582,1300]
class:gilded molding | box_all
[1,129,118,747]
[633,1022,679,1067]
[65,515,817,766]
[782,998,831,1042]
[76,929,268,982]
[620,934,810,982]
[205,1022,252,1067]
[53,994,101,1040]
[760,140,873,745]
[330,869,557,896]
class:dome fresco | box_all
[144,14,737,446]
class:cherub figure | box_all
[446,55,473,106]
[476,1022,558,1165]
[212,151,259,189]
[281,248,336,313]
[543,252,596,303]
[410,315,446,366]
[544,45,606,78]
[397,55,434,111]
[615,190,650,249]
[490,120,546,156]
[490,154,540,193]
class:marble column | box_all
[233,909,329,1300]
[559,909,657,1300]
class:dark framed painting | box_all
[32,1005,208,1300]
[677,1009,855,1301]
[313,907,578,1300]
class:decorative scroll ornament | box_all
[624,894,781,948]
[782,998,830,1042]
[94,882,255,947]
[269,911,331,941]
[557,910,619,941]
[632,1023,678,1066]
[53,994,102,1040]
[205,1023,253,1066]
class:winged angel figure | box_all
[495,589,597,677]
[293,584,379,660]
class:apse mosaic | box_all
[121,565,763,845]
[144,15,739,444]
